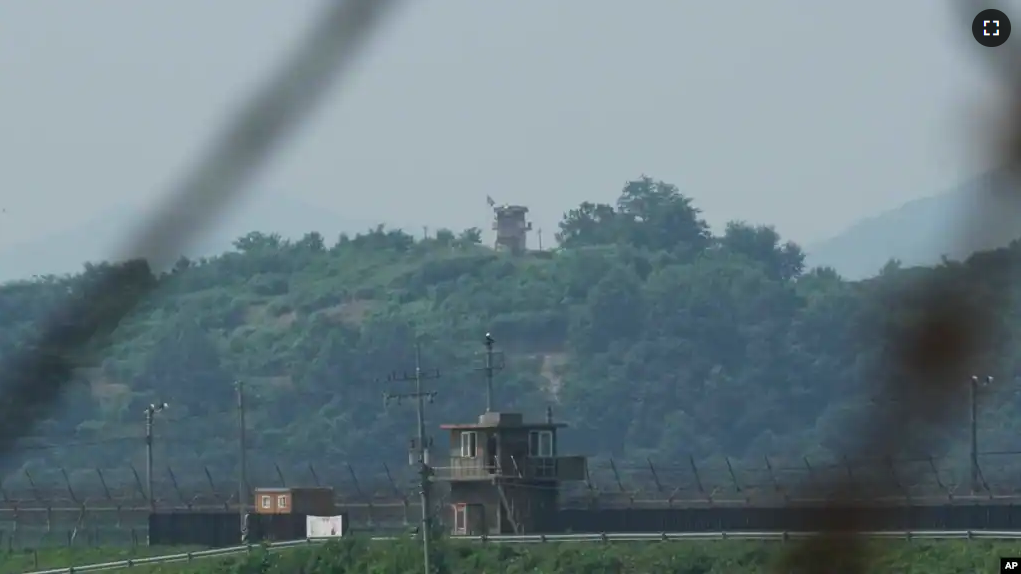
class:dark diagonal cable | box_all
[0,0,403,459]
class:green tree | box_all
[134,314,235,417]
[615,176,711,255]
[556,202,621,248]
[719,221,805,282]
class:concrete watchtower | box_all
[487,196,531,255]
[434,408,586,535]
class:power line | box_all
[382,340,439,574]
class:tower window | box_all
[460,431,478,458]
[528,430,553,457]
[453,504,467,534]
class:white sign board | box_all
[306,515,345,538]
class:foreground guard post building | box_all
[434,407,587,535]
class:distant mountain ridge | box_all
[805,171,1021,280]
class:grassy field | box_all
[0,545,202,574]
[8,538,1021,574]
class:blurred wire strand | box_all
[0,0,403,460]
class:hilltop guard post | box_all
[491,203,531,255]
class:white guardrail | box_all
[20,531,1021,574]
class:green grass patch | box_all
[0,545,202,574]
[18,538,1021,574]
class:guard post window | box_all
[528,430,553,457]
[453,504,467,534]
[460,431,477,458]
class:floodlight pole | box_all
[970,375,993,494]
[484,334,495,412]
[144,402,168,512]
[237,381,248,542]
[477,332,503,413]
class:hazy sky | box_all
[0,0,1003,259]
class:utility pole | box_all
[383,341,440,574]
[236,381,248,542]
[970,375,993,493]
[144,402,169,512]
[478,332,504,413]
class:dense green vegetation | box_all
[15,539,1018,574]
[1,175,1019,488]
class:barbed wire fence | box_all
[1,451,1019,549]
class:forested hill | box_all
[1,176,1019,486]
